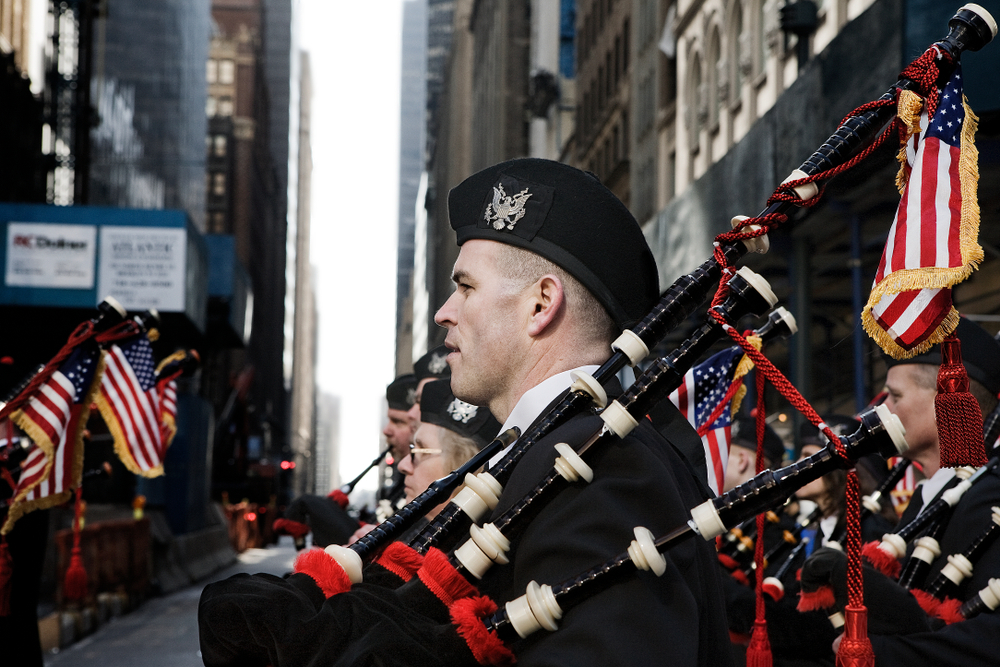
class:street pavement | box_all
[44,536,299,667]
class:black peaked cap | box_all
[414,345,452,382]
[386,373,418,411]
[448,158,660,329]
[884,316,1000,396]
[418,380,500,449]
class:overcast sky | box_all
[299,0,404,492]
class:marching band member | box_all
[863,317,1000,665]
[434,157,731,666]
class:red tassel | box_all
[933,597,965,625]
[717,552,739,570]
[861,540,901,578]
[450,596,516,666]
[0,540,12,616]
[910,588,941,616]
[272,518,311,538]
[416,547,479,606]
[731,568,749,586]
[762,579,785,601]
[63,487,88,602]
[797,584,836,612]
[293,548,352,598]
[835,605,875,667]
[935,334,986,468]
[328,489,350,509]
[373,542,424,583]
[745,619,773,667]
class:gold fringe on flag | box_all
[2,354,106,535]
[730,334,762,417]
[861,94,984,360]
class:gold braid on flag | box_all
[95,392,162,478]
[2,353,106,534]
[155,349,187,374]
[730,334,762,417]
[895,90,924,195]
[861,93,984,359]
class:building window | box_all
[219,59,236,85]
[211,211,226,233]
[688,51,704,154]
[213,134,227,156]
[707,26,722,129]
[730,2,746,103]
[218,97,234,116]
[622,19,629,72]
[206,95,217,117]
[212,172,226,196]
[207,59,218,84]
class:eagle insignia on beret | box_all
[428,353,449,374]
[406,388,417,406]
[447,398,478,424]
[485,183,533,230]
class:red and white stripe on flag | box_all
[97,341,167,478]
[862,65,983,359]
[668,369,728,495]
[3,344,102,534]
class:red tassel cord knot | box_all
[63,486,89,602]
[935,334,986,468]
[745,618,773,667]
[836,605,875,667]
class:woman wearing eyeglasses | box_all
[349,379,500,543]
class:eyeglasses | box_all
[408,444,442,466]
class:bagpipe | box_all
[198,6,998,666]
[789,397,1000,639]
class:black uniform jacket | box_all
[198,400,732,667]
[475,404,733,667]
[869,464,1000,666]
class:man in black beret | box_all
[435,158,730,666]
[384,373,418,460]
[859,317,1000,665]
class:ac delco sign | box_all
[5,222,97,289]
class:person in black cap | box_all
[434,158,730,666]
[407,345,452,431]
[384,373,418,461]
[275,374,420,549]
[861,317,1000,666]
[397,380,499,525]
[723,415,787,492]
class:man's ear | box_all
[526,274,565,337]
[736,448,753,474]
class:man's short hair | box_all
[908,363,998,416]
[493,244,617,346]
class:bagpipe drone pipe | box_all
[318,3,999,584]
[197,6,998,666]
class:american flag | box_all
[2,343,103,534]
[863,64,983,358]
[96,335,168,478]
[668,346,747,495]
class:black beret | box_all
[731,416,786,467]
[386,374,418,411]
[418,380,500,448]
[413,345,452,382]
[448,158,660,329]
[799,414,860,447]
[883,316,1000,396]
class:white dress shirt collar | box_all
[488,365,600,468]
